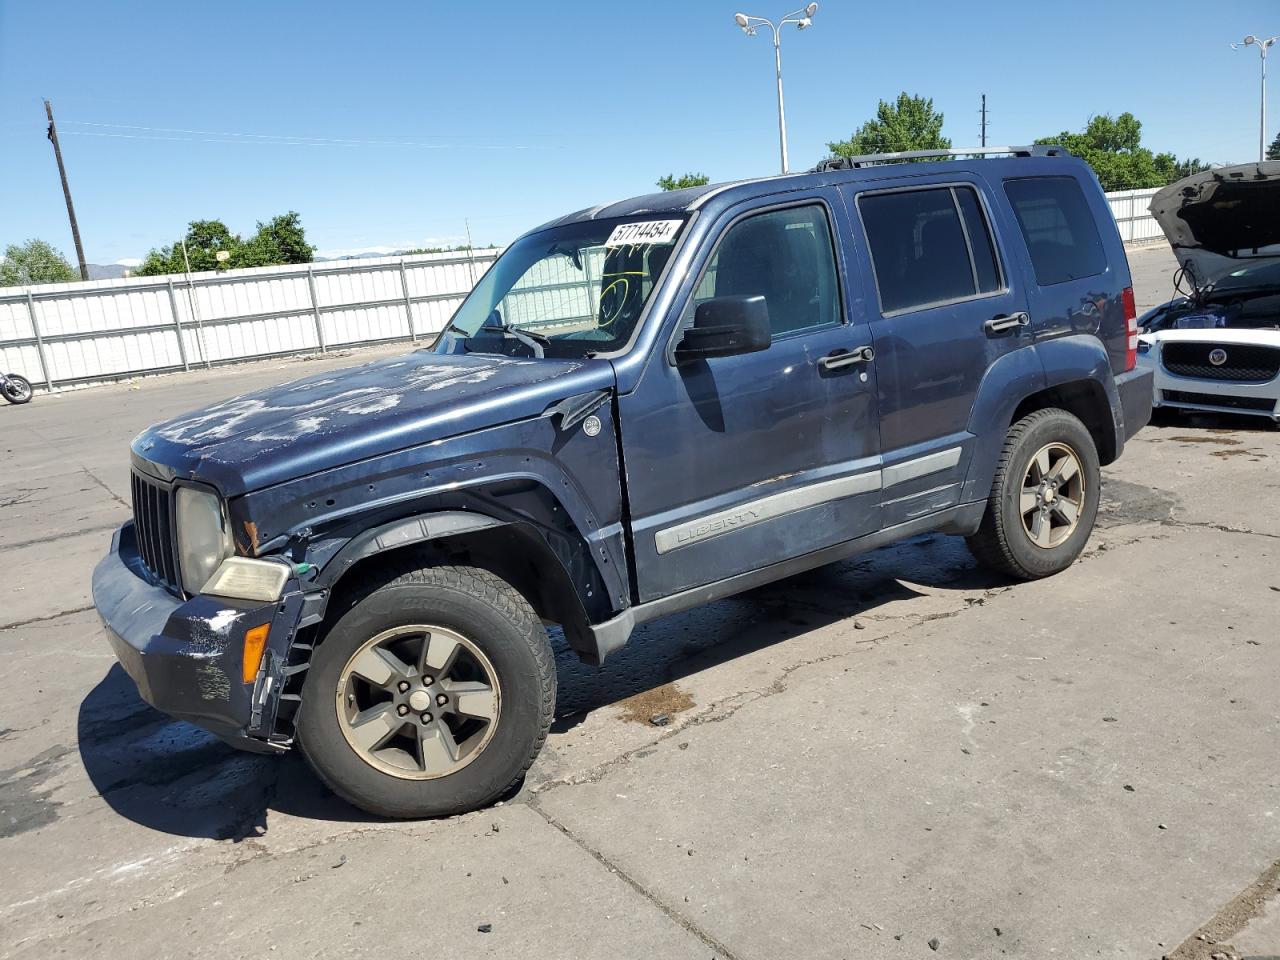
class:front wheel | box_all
[966,408,1101,580]
[2,374,33,404]
[297,563,555,818]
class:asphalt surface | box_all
[2,244,1278,960]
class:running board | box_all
[585,501,986,663]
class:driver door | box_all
[618,195,882,601]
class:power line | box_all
[60,128,544,150]
[61,119,547,147]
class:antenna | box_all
[979,93,988,149]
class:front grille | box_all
[130,470,180,591]
[1162,342,1280,383]
[1162,389,1277,413]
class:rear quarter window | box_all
[1003,177,1107,286]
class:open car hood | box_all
[1149,161,1280,287]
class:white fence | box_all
[1,188,1166,391]
[0,249,499,390]
[1105,187,1163,243]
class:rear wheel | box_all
[966,408,1100,580]
[297,563,554,818]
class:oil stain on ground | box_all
[615,682,696,725]
[1165,435,1241,445]
[1211,447,1267,459]
[0,744,71,838]
[1098,478,1179,526]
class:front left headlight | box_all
[176,486,233,595]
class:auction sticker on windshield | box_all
[605,220,683,247]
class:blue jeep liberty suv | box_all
[93,146,1153,817]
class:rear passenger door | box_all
[1001,176,1128,373]
[839,177,1033,526]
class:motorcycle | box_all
[1,371,34,405]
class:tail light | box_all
[1122,286,1138,371]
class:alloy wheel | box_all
[335,625,501,780]
[1019,441,1085,549]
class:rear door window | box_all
[1003,177,1106,285]
[858,186,1003,315]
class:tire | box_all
[297,563,555,818]
[2,374,32,404]
[966,408,1100,580]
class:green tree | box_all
[137,220,239,275]
[826,92,951,160]
[0,239,79,286]
[1268,131,1280,161]
[136,213,313,276]
[237,212,314,268]
[1035,113,1207,191]
[656,172,710,191]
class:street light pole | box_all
[772,28,788,174]
[1231,34,1278,162]
[734,4,818,174]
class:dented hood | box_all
[1150,161,1280,287]
[132,350,615,495]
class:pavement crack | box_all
[528,800,745,960]
[1161,518,1280,541]
[81,467,129,509]
[0,487,44,509]
[1,606,96,631]
[5,523,120,551]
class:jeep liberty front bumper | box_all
[92,522,304,753]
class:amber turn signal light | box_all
[242,623,271,684]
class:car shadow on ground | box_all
[78,532,1008,839]
[550,531,1006,731]
[77,666,382,841]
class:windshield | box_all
[1204,259,1280,296]
[434,216,688,359]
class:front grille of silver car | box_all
[1162,342,1280,383]
[1162,389,1276,413]
[130,469,180,592]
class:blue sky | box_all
[1,0,1275,264]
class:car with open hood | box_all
[93,146,1152,818]
[1138,161,1280,422]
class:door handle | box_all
[818,346,875,371]
[984,312,1030,335]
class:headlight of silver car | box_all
[176,486,233,595]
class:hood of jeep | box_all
[132,350,615,495]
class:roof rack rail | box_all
[811,144,1068,172]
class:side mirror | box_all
[674,295,772,364]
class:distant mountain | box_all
[314,252,397,262]
[86,263,130,280]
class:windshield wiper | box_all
[464,322,549,358]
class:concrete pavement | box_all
[2,244,1278,959]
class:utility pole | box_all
[979,93,988,148]
[43,99,89,282]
